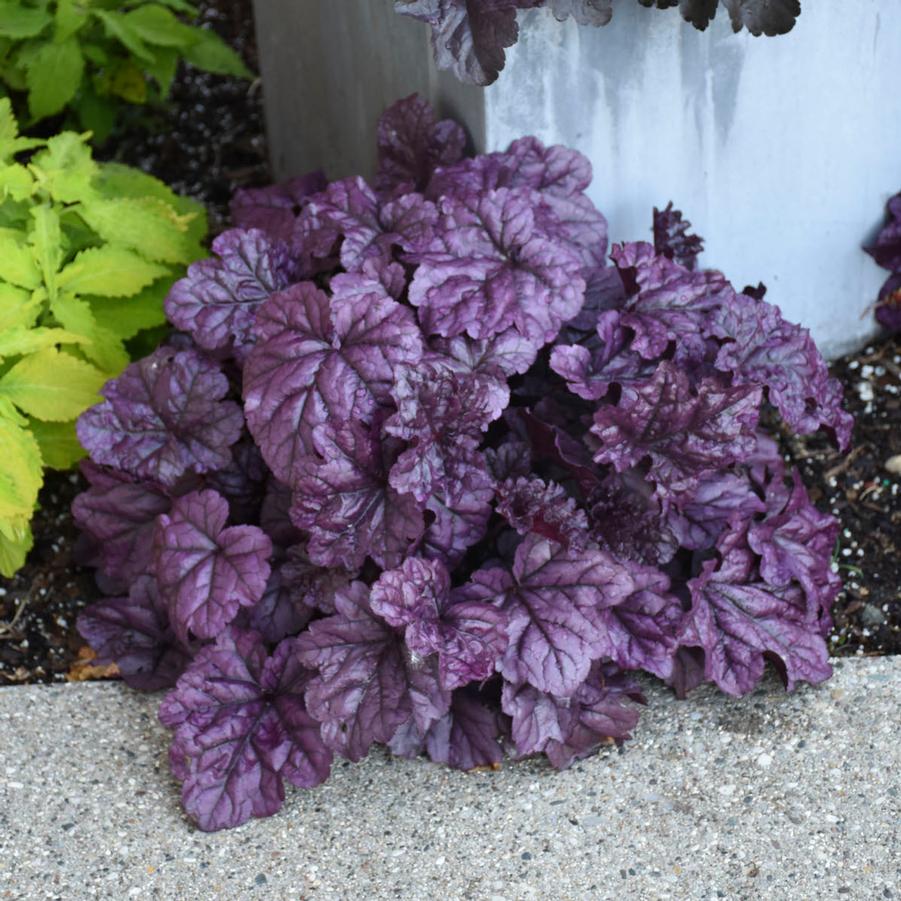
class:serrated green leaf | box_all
[0,227,40,288]
[79,195,200,264]
[0,1,52,39]
[0,412,43,541]
[0,163,35,201]
[0,347,105,421]
[25,37,85,121]
[92,9,156,63]
[124,0,198,15]
[0,523,33,577]
[29,131,97,203]
[181,27,251,78]
[124,4,198,48]
[51,294,131,374]
[0,284,41,330]
[0,97,44,163]
[29,205,62,297]
[0,326,82,360]
[72,86,117,144]
[57,245,169,297]
[144,44,178,95]
[86,276,170,339]
[29,417,84,470]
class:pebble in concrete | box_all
[0,658,898,900]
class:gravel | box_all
[1,658,898,899]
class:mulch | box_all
[1,0,897,683]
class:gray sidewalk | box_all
[1,657,898,900]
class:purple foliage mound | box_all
[74,95,849,832]
[866,192,901,333]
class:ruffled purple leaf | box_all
[296,581,449,761]
[467,533,635,697]
[154,490,272,642]
[653,202,703,270]
[680,524,833,697]
[243,280,423,483]
[205,437,268,525]
[875,273,901,333]
[711,296,853,449]
[591,362,761,494]
[77,347,244,489]
[370,557,507,689]
[77,575,192,691]
[291,421,425,570]
[238,561,316,644]
[160,628,332,831]
[376,93,467,195]
[495,476,589,549]
[866,192,901,272]
[230,172,327,243]
[165,229,295,358]
[408,187,585,343]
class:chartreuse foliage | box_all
[0,97,206,575]
[73,96,849,832]
[0,0,250,140]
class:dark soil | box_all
[779,334,901,658]
[98,0,270,234]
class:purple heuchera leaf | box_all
[865,192,901,271]
[154,490,272,641]
[77,575,191,691]
[376,93,467,195]
[230,172,327,243]
[503,662,642,767]
[875,273,901,333]
[165,229,295,358]
[370,557,507,690]
[291,422,425,570]
[77,347,244,488]
[244,279,423,483]
[495,476,589,549]
[592,362,761,495]
[238,562,315,644]
[409,187,585,343]
[467,533,636,697]
[653,202,703,270]
[159,628,332,831]
[71,461,171,592]
[296,581,450,761]
[680,524,833,697]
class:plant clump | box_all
[74,94,849,831]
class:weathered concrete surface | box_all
[1,658,898,900]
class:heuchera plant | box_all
[395,0,801,85]
[74,94,849,832]
[866,192,901,333]
[0,98,206,576]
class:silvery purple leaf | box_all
[680,524,832,697]
[77,347,244,489]
[243,280,423,483]
[159,628,332,831]
[77,575,191,691]
[592,362,761,495]
[291,421,425,570]
[165,229,295,358]
[495,476,589,549]
[408,187,585,343]
[230,172,327,243]
[467,533,635,696]
[154,490,272,642]
[376,93,467,195]
[371,557,507,689]
[239,562,316,644]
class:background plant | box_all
[0,0,250,141]
[866,192,901,333]
[0,97,206,576]
[73,95,848,832]
[395,0,801,85]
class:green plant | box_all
[0,0,250,140]
[0,97,206,575]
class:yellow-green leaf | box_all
[124,5,198,48]
[29,131,97,204]
[55,0,89,43]
[25,37,85,121]
[86,277,169,339]
[48,293,130,375]
[29,205,62,296]
[0,284,41,330]
[0,523,33,576]
[110,60,148,104]
[0,227,40,288]
[79,195,200,264]
[0,163,35,201]
[57,245,169,297]
[0,412,42,540]
[0,327,82,360]
[29,417,84,469]
[0,347,105,421]
[0,1,52,39]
